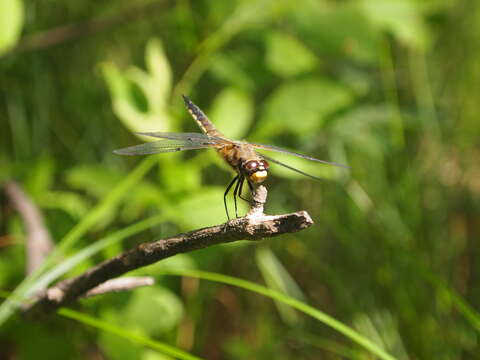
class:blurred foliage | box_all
[1,0,480,359]
[0,0,24,55]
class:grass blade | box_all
[58,308,202,360]
[156,268,397,360]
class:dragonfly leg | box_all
[224,175,239,220]
[238,177,252,203]
[232,175,244,218]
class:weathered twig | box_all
[4,181,54,274]
[82,276,155,298]
[24,186,313,317]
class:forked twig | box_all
[24,186,313,317]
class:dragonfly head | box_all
[243,159,269,184]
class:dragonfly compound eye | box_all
[244,160,258,173]
[259,160,269,169]
[244,160,268,183]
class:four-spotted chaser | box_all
[114,95,347,219]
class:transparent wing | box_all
[136,132,229,144]
[113,138,218,156]
[258,153,324,181]
[249,142,348,168]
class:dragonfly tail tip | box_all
[181,94,190,104]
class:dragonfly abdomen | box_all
[182,95,223,138]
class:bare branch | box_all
[4,181,54,274]
[83,277,155,298]
[24,186,314,317]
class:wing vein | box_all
[136,132,229,144]
[257,153,324,181]
[250,142,348,168]
[113,139,218,156]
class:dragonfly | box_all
[114,95,347,219]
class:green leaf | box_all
[156,155,202,196]
[39,191,89,219]
[0,0,23,55]
[146,38,172,111]
[360,0,429,50]
[290,3,380,64]
[102,62,159,133]
[256,77,353,137]
[330,105,392,158]
[209,54,255,91]
[24,157,55,197]
[174,187,233,228]
[65,165,126,227]
[124,40,173,116]
[209,88,254,139]
[120,181,166,222]
[101,39,174,134]
[125,286,184,335]
[265,32,318,77]
[65,164,167,222]
[65,165,124,198]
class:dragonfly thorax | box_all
[242,159,269,184]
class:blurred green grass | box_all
[1,0,480,358]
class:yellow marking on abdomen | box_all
[182,95,223,137]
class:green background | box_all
[1,0,479,359]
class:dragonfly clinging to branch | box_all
[114,95,347,219]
